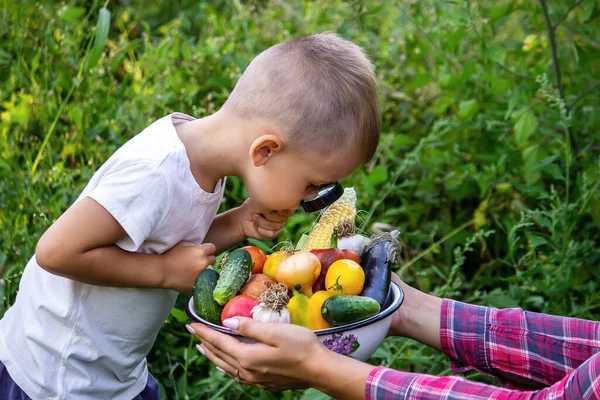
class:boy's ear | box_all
[249,135,284,167]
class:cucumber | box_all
[213,249,252,306]
[193,269,223,324]
[321,295,380,326]
[360,231,400,308]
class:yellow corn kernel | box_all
[303,188,357,251]
[303,223,335,251]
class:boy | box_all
[0,33,380,399]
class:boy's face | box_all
[245,140,361,213]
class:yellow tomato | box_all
[308,290,333,330]
[325,259,365,296]
[263,250,288,278]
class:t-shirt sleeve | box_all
[86,163,171,252]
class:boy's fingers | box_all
[256,211,288,224]
[256,226,283,240]
[255,218,284,231]
[206,255,216,266]
[199,242,217,255]
[277,209,296,217]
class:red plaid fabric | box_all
[366,299,600,399]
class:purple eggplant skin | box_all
[359,231,400,308]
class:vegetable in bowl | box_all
[187,187,405,360]
[186,281,404,361]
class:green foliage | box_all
[1,0,599,398]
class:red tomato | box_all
[310,248,344,293]
[221,295,257,325]
[242,246,267,274]
[341,249,360,264]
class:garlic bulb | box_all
[338,235,368,257]
[251,283,290,324]
[252,305,291,323]
[336,220,369,257]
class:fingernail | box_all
[196,344,205,355]
[185,324,196,334]
[223,318,239,330]
[216,366,225,374]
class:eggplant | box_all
[382,286,394,310]
[359,230,401,308]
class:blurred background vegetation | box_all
[1,0,599,398]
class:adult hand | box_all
[385,273,443,351]
[189,317,325,391]
[387,272,405,337]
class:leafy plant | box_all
[1,0,598,398]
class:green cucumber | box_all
[321,295,380,327]
[213,249,252,306]
[193,269,223,324]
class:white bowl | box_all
[186,282,404,361]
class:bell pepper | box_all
[288,290,311,328]
[308,290,333,330]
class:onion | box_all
[275,251,321,297]
[240,274,276,298]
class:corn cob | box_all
[302,188,357,251]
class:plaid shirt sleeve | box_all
[365,299,600,399]
[441,299,600,388]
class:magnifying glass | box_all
[300,182,344,212]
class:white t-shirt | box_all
[0,113,225,399]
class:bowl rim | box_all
[186,281,404,337]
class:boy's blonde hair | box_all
[223,33,381,164]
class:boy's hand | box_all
[36,198,215,291]
[162,241,216,292]
[237,198,295,241]
[203,199,296,255]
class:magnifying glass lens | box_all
[300,182,344,212]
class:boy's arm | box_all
[203,208,245,254]
[36,197,215,292]
[204,199,294,254]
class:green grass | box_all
[1,0,599,398]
